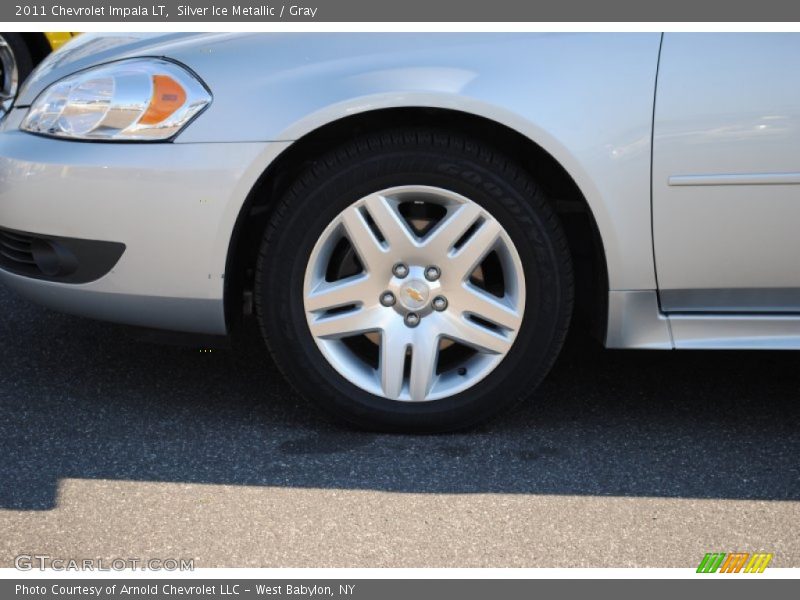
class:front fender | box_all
[172,33,661,292]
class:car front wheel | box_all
[257,130,573,431]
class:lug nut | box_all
[404,313,420,328]
[392,263,409,278]
[432,296,448,311]
[424,265,441,281]
[380,291,396,307]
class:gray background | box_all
[3,0,800,22]
[2,580,796,597]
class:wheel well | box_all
[19,34,51,66]
[224,108,608,340]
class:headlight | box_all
[21,58,211,141]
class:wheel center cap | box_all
[398,279,430,310]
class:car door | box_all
[653,33,800,312]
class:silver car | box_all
[1,32,798,431]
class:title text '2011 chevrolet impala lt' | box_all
[1,33,798,431]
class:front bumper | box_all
[0,112,277,334]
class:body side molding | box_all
[668,172,800,186]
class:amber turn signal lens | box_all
[139,75,187,125]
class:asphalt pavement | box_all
[0,283,798,567]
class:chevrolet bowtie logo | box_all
[405,288,425,302]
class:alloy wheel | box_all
[303,185,526,402]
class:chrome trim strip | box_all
[668,172,800,186]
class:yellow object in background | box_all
[43,32,79,51]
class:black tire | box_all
[256,130,573,432]
[0,33,35,100]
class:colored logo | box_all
[696,552,773,573]
[398,280,429,310]
[405,287,424,303]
